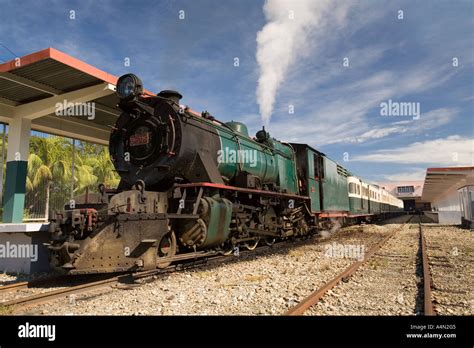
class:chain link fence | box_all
[0,123,6,219]
[0,125,119,222]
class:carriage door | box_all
[307,151,323,212]
[367,185,371,213]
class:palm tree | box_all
[83,146,120,189]
[28,136,72,220]
[71,153,98,194]
[25,137,118,220]
[0,129,7,219]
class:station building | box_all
[380,167,474,225]
[421,167,474,225]
[378,181,431,212]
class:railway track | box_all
[0,239,301,312]
[419,216,435,315]
[0,275,67,294]
[0,273,122,295]
[2,216,426,315]
[420,223,473,315]
[285,215,417,315]
[1,269,170,310]
[0,259,217,312]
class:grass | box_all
[0,305,13,315]
[367,258,388,270]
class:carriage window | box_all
[314,154,325,179]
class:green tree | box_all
[82,146,120,189]
[27,137,72,220]
[71,153,98,193]
[25,136,119,220]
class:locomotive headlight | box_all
[116,74,143,100]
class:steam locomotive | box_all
[48,74,403,274]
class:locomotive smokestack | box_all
[158,90,183,104]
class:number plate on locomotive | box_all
[129,133,150,146]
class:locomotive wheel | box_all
[244,238,260,250]
[157,232,177,269]
[263,237,276,246]
[222,243,234,255]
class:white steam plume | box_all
[256,0,332,125]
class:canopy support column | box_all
[3,117,31,223]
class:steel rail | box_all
[285,215,414,315]
[419,216,435,315]
[0,275,71,294]
[0,240,292,311]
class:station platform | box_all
[0,223,51,274]
[0,47,123,275]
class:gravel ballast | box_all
[423,225,473,315]
[3,215,471,316]
[10,222,394,315]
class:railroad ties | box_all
[285,215,437,316]
[419,216,435,316]
[0,243,284,313]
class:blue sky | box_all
[0,0,472,183]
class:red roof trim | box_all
[49,48,118,85]
[0,47,50,73]
[427,167,474,173]
[0,47,119,85]
[0,47,161,95]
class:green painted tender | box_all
[291,143,350,213]
[321,159,350,212]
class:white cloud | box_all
[266,60,460,146]
[346,107,459,143]
[353,135,474,166]
[382,169,427,182]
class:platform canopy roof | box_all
[0,48,127,144]
[421,166,474,201]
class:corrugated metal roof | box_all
[11,59,103,92]
[0,48,123,138]
[0,47,163,144]
[0,59,109,103]
[421,167,474,201]
[0,77,51,103]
